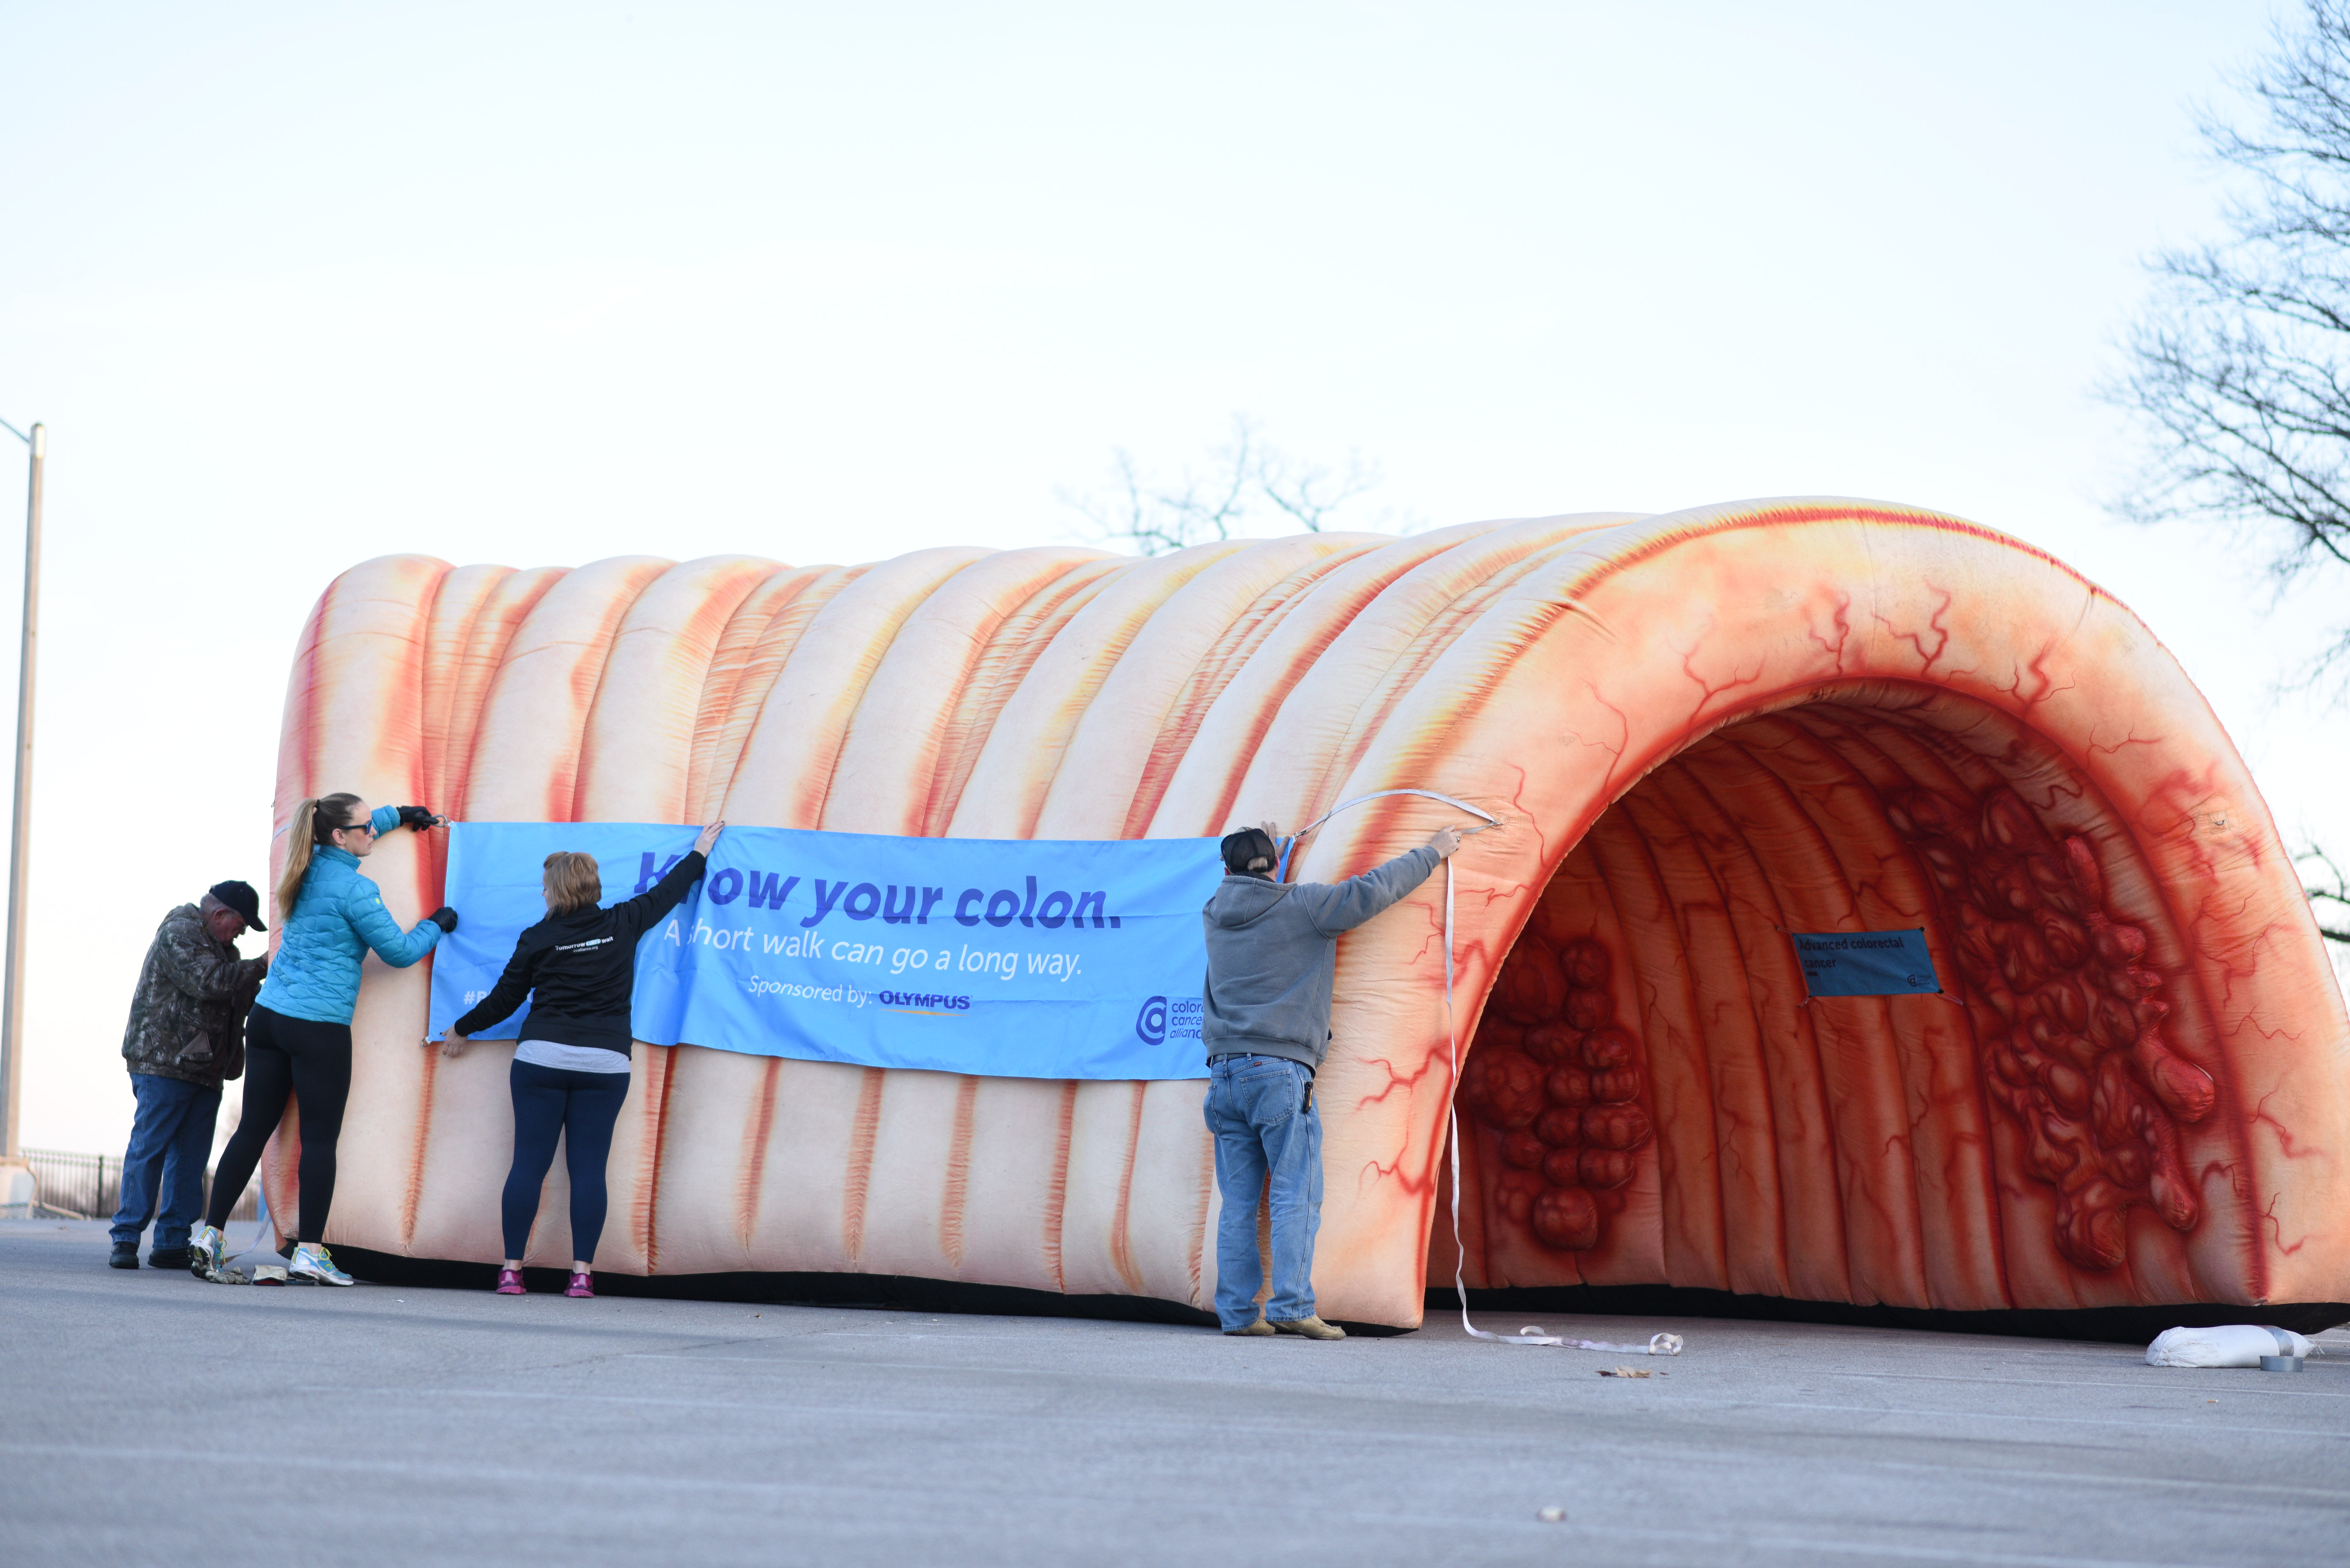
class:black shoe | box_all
[148,1247,190,1270]
[108,1242,139,1270]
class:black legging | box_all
[501,1058,630,1263]
[205,1006,351,1242]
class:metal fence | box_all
[20,1147,261,1225]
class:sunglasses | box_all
[333,820,379,838]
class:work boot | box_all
[1223,1318,1276,1337]
[147,1246,190,1270]
[1270,1315,1347,1341]
[108,1242,139,1270]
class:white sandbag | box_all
[2145,1324,2315,1367]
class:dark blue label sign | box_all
[1789,928,1942,997]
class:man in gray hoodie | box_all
[1201,821,1461,1339]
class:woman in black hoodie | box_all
[442,823,721,1297]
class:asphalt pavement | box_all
[4,1217,2346,1567]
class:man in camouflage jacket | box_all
[109,881,269,1270]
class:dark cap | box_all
[1220,828,1278,877]
[208,880,266,932]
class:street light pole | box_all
[0,419,42,1178]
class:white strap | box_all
[1288,786,1684,1358]
[1275,788,1498,879]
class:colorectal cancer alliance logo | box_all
[1134,995,1202,1045]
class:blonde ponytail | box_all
[275,792,363,921]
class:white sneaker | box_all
[288,1243,354,1286]
[188,1224,225,1278]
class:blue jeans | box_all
[110,1074,222,1250]
[1203,1054,1322,1330]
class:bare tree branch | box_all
[2296,843,2350,943]
[2110,0,2350,690]
[1062,414,1392,555]
[1256,441,1380,532]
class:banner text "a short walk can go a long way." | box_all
[428,823,1227,1080]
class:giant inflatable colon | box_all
[263,500,2350,1329]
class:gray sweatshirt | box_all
[1200,844,1443,1070]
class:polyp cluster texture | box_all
[264,500,2350,1328]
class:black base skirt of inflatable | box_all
[1443,1284,2350,1344]
[330,1247,2346,1342]
[333,1246,1230,1330]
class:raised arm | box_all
[614,823,721,939]
[1296,828,1461,935]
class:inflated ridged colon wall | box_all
[265,500,2350,1327]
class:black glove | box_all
[397,806,439,832]
[428,906,459,933]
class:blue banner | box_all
[428,822,1224,1080]
[1789,928,1943,998]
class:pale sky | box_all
[4,1,2345,1155]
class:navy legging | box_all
[501,1058,630,1263]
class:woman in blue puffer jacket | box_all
[191,792,458,1285]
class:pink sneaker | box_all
[565,1270,594,1299]
[494,1268,525,1295]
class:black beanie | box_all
[1220,828,1278,877]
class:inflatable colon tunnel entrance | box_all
[265,499,2350,1335]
